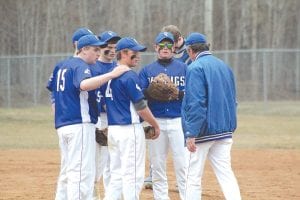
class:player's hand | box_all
[111,65,130,78]
[151,126,160,140]
[186,137,196,152]
[51,103,55,113]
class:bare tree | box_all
[251,0,258,100]
[1,0,300,56]
[204,0,213,48]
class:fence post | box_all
[6,59,11,107]
[33,57,37,105]
[263,51,268,103]
[296,51,300,100]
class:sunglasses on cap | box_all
[158,43,173,50]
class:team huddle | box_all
[47,25,241,200]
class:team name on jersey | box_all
[148,75,185,87]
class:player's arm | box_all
[138,68,154,100]
[47,64,60,113]
[126,75,160,138]
[50,92,55,113]
[138,67,150,89]
[80,65,130,91]
[47,79,55,112]
[134,99,160,139]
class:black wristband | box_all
[178,90,185,100]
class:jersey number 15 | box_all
[56,69,67,92]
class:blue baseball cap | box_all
[155,32,174,44]
[116,37,147,52]
[99,31,121,42]
[185,32,207,46]
[72,27,94,43]
[77,35,107,49]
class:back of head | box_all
[161,25,181,43]
[185,33,207,45]
[185,32,209,52]
[77,35,106,50]
[72,27,94,43]
[99,31,121,44]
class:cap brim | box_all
[131,45,147,52]
[156,37,174,44]
[91,41,107,47]
[185,41,192,46]
[105,36,121,42]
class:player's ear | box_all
[207,43,211,50]
[82,46,89,52]
[171,45,175,52]
[120,49,127,59]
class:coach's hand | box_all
[186,137,196,152]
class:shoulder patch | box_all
[84,68,91,75]
[136,84,141,91]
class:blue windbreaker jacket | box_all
[181,51,237,143]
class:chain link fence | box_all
[0,49,299,107]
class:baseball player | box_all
[47,34,129,200]
[104,37,160,200]
[49,27,94,111]
[182,32,241,200]
[144,25,191,189]
[90,31,121,200]
[161,25,191,65]
[139,32,187,200]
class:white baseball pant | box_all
[104,123,145,200]
[149,117,188,200]
[55,123,96,200]
[95,114,110,189]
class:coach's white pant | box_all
[184,138,241,200]
[104,123,145,200]
[149,117,187,200]
[55,123,96,200]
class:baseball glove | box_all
[147,73,179,102]
[144,126,155,139]
[95,128,108,146]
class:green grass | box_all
[0,102,300,149]
[234,101,300,149]
[0,106,57,149]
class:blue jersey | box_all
[47,57,97,129]
[139,59,187,118]
[47,59,67,104]
[47,56,74,104]
[105,70,144,125]
[90,60,117,115]
[174,40,192,65]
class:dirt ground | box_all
[0,149,299,200]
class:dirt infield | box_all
[0,149,299,200]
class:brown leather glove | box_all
[146,73,179,102]
[144,126,155,139]
[95,128,108,146]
